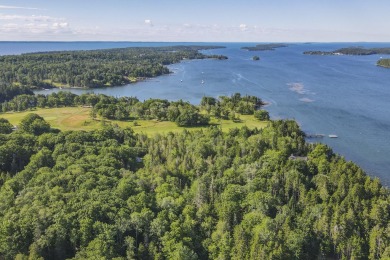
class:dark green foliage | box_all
[0,131,37,174]
[304,47,390,56]
[241,43,288,51]
[303,50,335,55]
[254,109,270,121]
[378,59,390,68]
[201,93,265,118]
[0,118,13,134]
[19,113,51,135]
[0,46,225,95]
[335,47,390,55]
[0,83,34,103]
[175,106,209,126]
[0,110,388,259]
[207,55,228,60]
[200,96,217,107]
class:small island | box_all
[252,55,260,61]
[208,54,229,60]
[304,47,390,56]
[242,43,288,51]
[377,58,390,68]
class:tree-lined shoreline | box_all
[304,47,390,56]
[0,45,227,102]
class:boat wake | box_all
[299,97,315,103]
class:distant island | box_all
[242,43,288,51]
[378,58,390,68]
[304,47,390,56]
[208,54,229,60]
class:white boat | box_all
[329,135,338,138]
[201,80,204,84]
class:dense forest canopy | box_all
[304,47,390,56]
[0,45,227,102]
[377,58,390,68]
[0,94,389,259]
[241,44,288,51]
[0,83,34,103]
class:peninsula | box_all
[304,47,390,56]
[0,46,227,102]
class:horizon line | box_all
[1,40,390,43]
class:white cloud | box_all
[144,19,153,26]
[0,14,61,22]
[0,5,40,10]
[52,22,69,29]
[0,23,17,32]
[0,19,389,42]
[239,24,248,31]
[0,13,72,38]
[0,12,71,36]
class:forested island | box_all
[241,43,288,51]
[304,47,390,56]
[0,91,389,259]
[0,45,227,102]
[377,58,390,68]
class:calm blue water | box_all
[2,42,390,186]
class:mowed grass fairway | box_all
[1,107,268,135]
[1,107,97,131]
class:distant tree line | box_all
[0,113,388,259]
[1,92,268,127]
[0,45,227,102]
[304,47,390,56]
[335,47,390,55]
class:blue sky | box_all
[0,0,389,41]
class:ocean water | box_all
[2,42,390,186]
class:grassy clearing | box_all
[0,107,268,135]
[42,79,70,88]
[1,107,97,131]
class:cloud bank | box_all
[0,5,40,10]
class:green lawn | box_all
[0,107,268,135]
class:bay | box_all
[2,41,389,186]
